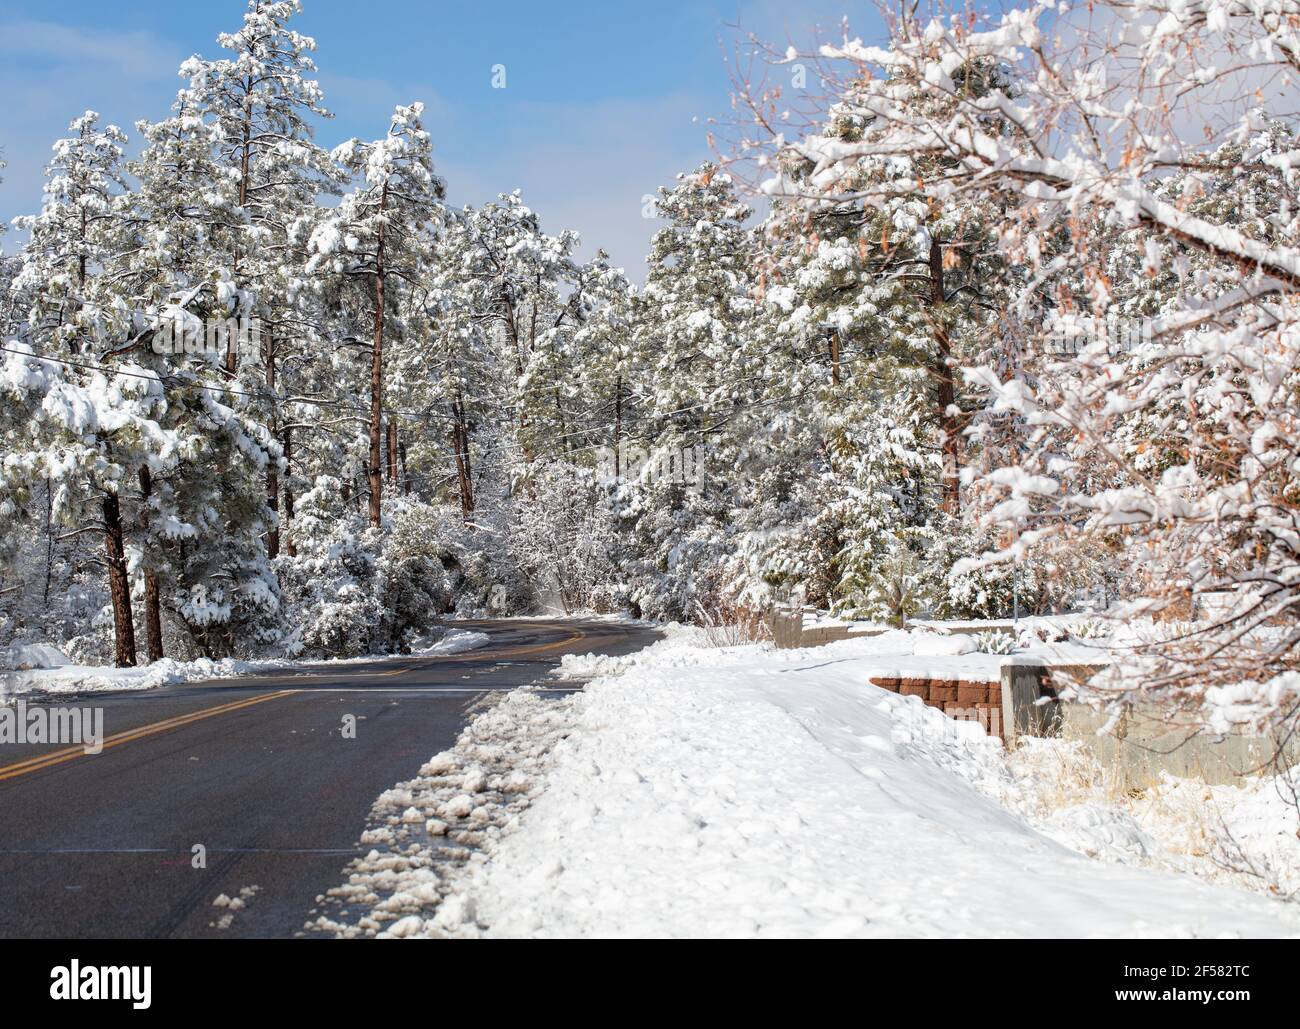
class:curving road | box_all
[0,618,658,938]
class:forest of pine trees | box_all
[3,0,1299,741]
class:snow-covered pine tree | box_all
[392,208,494,517]
[453,192,587,465]
[752,40,1029,619]
[514,240,616,465]
[2,113,157,665]
[569,251,637,485]
[115,80,284,662]
[182,0,339,556]
[308,102,445,527]
[0,153,19,335]
[12,112,130,356]
[617,164,770,619]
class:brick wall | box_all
[869,676,1002,738]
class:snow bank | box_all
[1,626,490,697]
[911,631,978,656]
[332,632,1300,938]
[445,638,1297,937]
[554,622,704,680]
[306,686,571,939]
[0,654,271,698]
[7,643,71,670]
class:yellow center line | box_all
[0,627,597,782]
[471,626,588,663]
[0,689,299,783]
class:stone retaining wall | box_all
[869,675,1003,738]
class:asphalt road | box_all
[0,618,658,939]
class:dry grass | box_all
[1003,737,1300,900]
[691,599,771,648]
[1006,736,1131,812]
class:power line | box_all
[2,343,824,440]
[0,341,620,426]
[468,384,824,468]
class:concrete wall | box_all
[768,607,805,649]
[767,607,1050,651]
[1057,703,1298,788]
[1000,660,1298,788]
[766,606,888,649]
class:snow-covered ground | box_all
[0,628,490,698]
[320,628,1300,939]
[558,623,1110,684]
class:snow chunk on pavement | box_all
[383,914,425,939]
[418,630,490,656]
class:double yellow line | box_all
[475,626,588,662]
[0,689,297,784]
[328,625,589,678]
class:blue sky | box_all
[0,1,885,280]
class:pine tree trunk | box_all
[368,186,388,529]
[452,394,474,517]
[614,375,623,480]
[387,420,398,482]
[137,467,164,663]
[266,470,280,557]
[102,492,137,668]
[399,439,409,495]
[502,302,530,448]
[227,90,252,376]
[142,572,163,663]
[43,477,54,605]
[554,387,568,453]
[460,411,473,505]
[266,337,280,558]
[453,426,474,517]
[79,209,88,290]
[283,425,296,557]
[928,237,960,515]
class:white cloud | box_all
[0,19,182,76]
[0,20,183,246]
